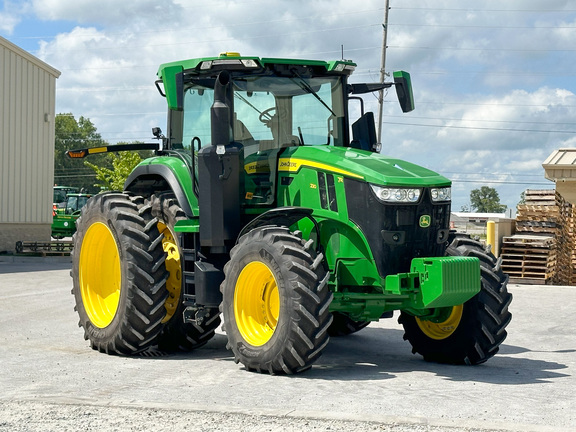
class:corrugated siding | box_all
[1,41,57,224]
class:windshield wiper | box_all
[234,91,263,116]
[290,70,336,117]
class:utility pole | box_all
[377,0,390,144]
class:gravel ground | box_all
[0,401,512,432]
[1,258,575,432]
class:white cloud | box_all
[0,1,29,34]
[0,12,19,34]
[31,0,185,27]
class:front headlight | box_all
[430,187,451,202]
[370,185,421,203]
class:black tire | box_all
[328,312,370,337]
[220,226,332,374]
[149,193,221,351]
[398,233,512,365]
[71,192,169,355]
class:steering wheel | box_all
[259,107,276,124]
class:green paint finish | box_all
[174,218,200,233]
[333,258,381,289]
[279,146,451,187]
[331,257,480,320]
[331,292,391,321]
[385,257,481,309]
[412,256,481,308]
[135,154,199,215]
[158,54,356,80]
[161,65,183,111]
[51,214,78,238]
[274,144,456,317]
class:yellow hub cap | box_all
[234,261,280,346]
[158,221,181,323]
[79,222,121,328]
[416,305,464,340]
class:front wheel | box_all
[220,226,332,374]
[399,233,512,365]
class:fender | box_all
[237,207,319,244]
[124,164,195,217]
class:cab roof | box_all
[157,52,357,79]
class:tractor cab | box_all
[56,193,91,215]
[180,68,348,206]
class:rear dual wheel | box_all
[72,192,220,355]
[149,193,220,351]
[221,226,332,374]
[71,192,168,354]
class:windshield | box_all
[180,75,345,154]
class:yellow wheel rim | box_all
[234,261,280,346]
[79,222,121,328]
[416,305,464,340]
[158,221,181,323]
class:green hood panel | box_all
[280,146,450,187]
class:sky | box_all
[2,0,576,212]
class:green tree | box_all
[469,186,507,213]
[54,113,109,192]
[518,191,526,206]
[85,151,144,191]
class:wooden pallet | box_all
[500,233,556,282]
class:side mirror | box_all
[393,71,415,113]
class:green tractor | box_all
[68,53,511,374]
[51,193,91,239]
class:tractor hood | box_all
[279,146,451,187]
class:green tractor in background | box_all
[51,193,91,239]
[68,53,511,374]
[53,186,79,206]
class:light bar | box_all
[370,185,421,203]
[430,187,451,202]
[200,59,260,70]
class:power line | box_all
[54,174,97,179]
[392,7,576,13]
[389,23,576,29]
[405,100,576,108]
[388,45,576,53]
[381,120,576,134]
[453,179,550,185]
[384,114,576,127]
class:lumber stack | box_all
[501,190,576,285]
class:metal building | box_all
[543,148,576,204]
[0,36,61,253]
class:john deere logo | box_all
[419,215,431,228]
